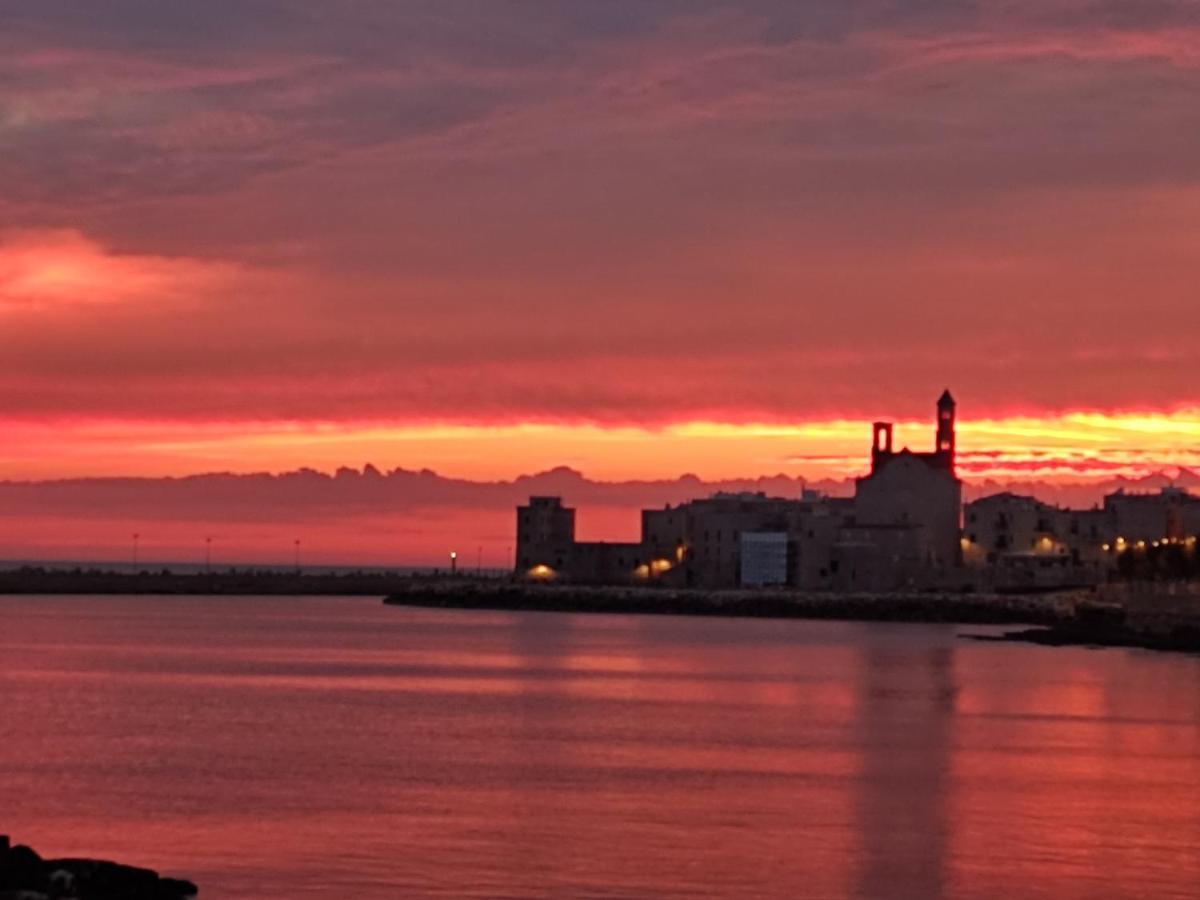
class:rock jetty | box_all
[386,580,1200,655]
[0,836,197,899]
[383,579,1077,625]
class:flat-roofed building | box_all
[1106,488,1200,544]
[964,493,1066,562]
[963,492,1114,588]
[515,496,576,579]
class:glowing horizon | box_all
[4,408,1200,485]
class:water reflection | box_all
[855,628,957,899]
[3,598,1200,899]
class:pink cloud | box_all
[0,229,240,312]
[0,3,1197,450]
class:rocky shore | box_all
[384,580,1077,625]
[975,621,1200,654]
[0,836,197,899]
[974,588,1200,655]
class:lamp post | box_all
[132,533,140,570]
[450,550,458,577]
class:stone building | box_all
[514,496,645,583]
[515,496,576,575]
[964,492,1068,561]
[1105,488,1200,544]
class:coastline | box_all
[383,581,1200,656]
[383,580,1077,626]
[4,567,1195,656]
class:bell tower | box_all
[936,389,956,471]
[871,421,894,473]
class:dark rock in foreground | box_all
[0,836,197,899]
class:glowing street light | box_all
[450,550,458,576]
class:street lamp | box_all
[450,550,458,576]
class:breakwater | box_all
[384,581,1200,654]
[0,567,460,596]
[383,580,1077,625]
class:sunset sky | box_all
[2,2,1199,561]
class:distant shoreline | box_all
[0,566,469,596]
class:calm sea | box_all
[2,596,1199,898]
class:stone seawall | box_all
[384,581,1077,626]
